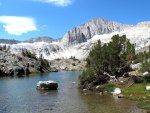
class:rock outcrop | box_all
[0,49,51,77]
[36,80,58,90]
[61,18,128,46]
[50,58,86,71]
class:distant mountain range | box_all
[0,39,21,44]
[0,18,129,45]
[25,36,54,43]
[1,18,150,60]
[0,36,54,44]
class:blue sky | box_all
[0,0,150,41]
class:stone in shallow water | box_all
[36,80,58,90]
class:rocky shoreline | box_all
[0,48,52,77]
[0,46,86,77]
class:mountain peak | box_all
[61,18,128,46]
[90,18,113,22]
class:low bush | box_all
[103,84,115,92]
[144,74,150,83]
[79,68,95,82]
[132,76,144,83]
[22,49,37,60]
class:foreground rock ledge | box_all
[36,80,58,90]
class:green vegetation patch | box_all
[103,83,115,92]
[138,101,150,110]
[95,83,115,93]
[121,83,150,109]
[22,49,37,60]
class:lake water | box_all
[0,71,146,113]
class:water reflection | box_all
[37,89,58,95]
[78,92,145,113]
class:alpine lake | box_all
[0,71,146,113]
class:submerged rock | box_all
[72,81,76,84]
[36,80,58,90]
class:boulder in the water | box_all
[36,80,58,90]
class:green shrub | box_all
[41,59,50,67]
[22,49,37,60]
[132,76,144,83]
[144,74,150,83]
[79,68,95,81]
[137,101,150,110]
[70,56,79,61]
[96,83,115,93]
[104,84,115,92]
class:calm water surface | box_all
[0,71,146,113]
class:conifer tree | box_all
[80,35,135,83]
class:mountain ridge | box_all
[0,39,21,44]
[1,18,150,45]
[61,18,129,46]
[1,18,150,61]
[25,36,54,43]
[0,36,55,44]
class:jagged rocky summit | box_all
[61,18,128,46]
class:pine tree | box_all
[80,35,135,83]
